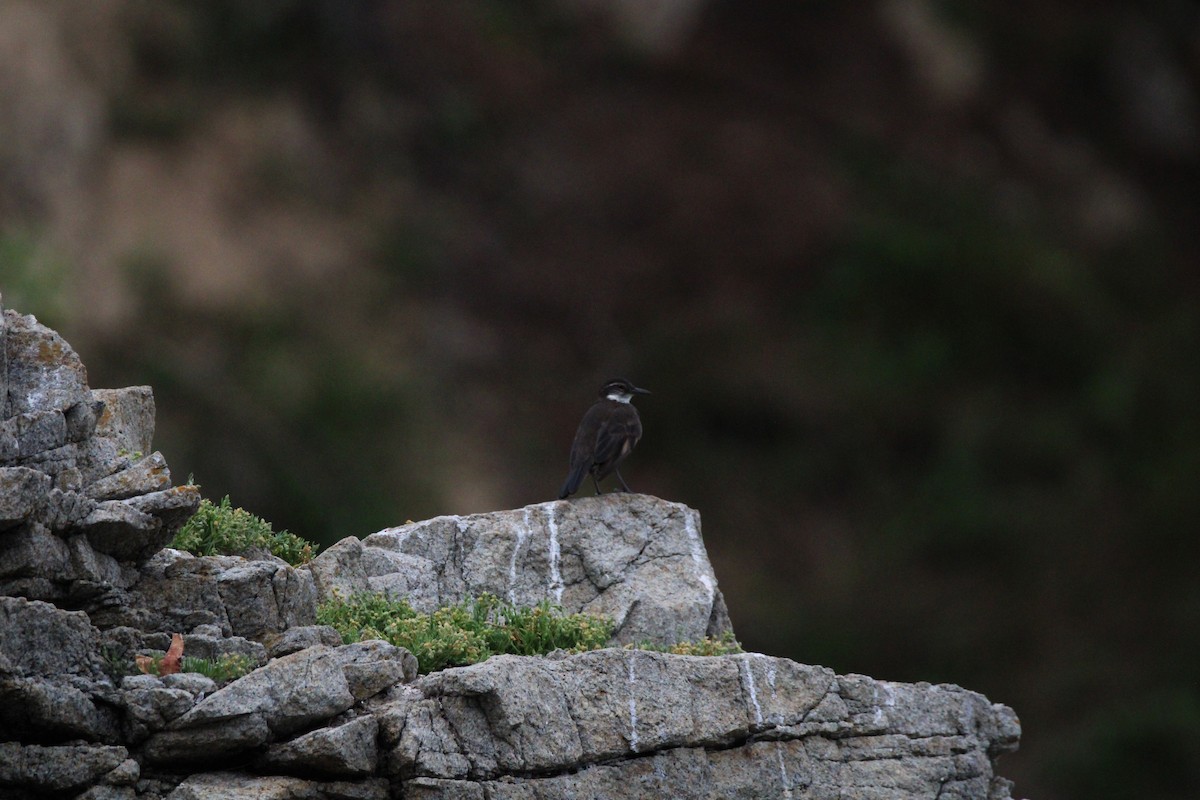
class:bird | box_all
[558,377,651,499]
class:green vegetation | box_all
[145,653,257,683]
[100,646,136,683]
[317,592,613,674]
[100,646,256,685]
[171,495,317,565]
[626,631,744,657]
[183,653,257,682]
[319,591,748,673]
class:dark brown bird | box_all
[558,378,650,499]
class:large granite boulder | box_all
[305,493,733,647]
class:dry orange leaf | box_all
[159,633,185,676]
[134,654,156,675]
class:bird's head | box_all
[600,378,651,403]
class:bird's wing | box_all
[560,403,604,497]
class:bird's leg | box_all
[615,468,631,493]
[591,473,603,495]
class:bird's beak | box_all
[633,386,651,395]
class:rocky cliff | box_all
[0,300,1023,799]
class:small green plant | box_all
[171,496,316,565]
[626,631,744,657]
[136,652,257,684]
[180,654,257,682]
[101,645,138,682]
[317,592,614,674]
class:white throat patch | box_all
[606,391,633,403]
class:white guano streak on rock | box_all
[627,651,640,753]
[511,511,529,604]
[683,509,716,602]
[776,741,795,800]
[741,655,764,727]
[765,659,780,724]
[544,503,564,604]
[872,681,896,726]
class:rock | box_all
[100,757,140,786]
[265,624,345,658]
[0,430,16,465]
[0,742,128,794]
[118,671,224,744]
[120,680,197,743]
[123,484,202,542]
[160,672,218,696]
[181,631,268,666]
[257,714,380,778]
[0,522,72,579]
[144,641,417,770]
[0,595,104,679]
[92,386,156,460]
[12,409,67,458]
[362,548,440,610]
[119,673,162,690]
[411,738,975,799]
[309,494,731,647]
[137,776,186,798]
[331,639,419,698]
[75,434,125,487]
[97,625,148,664]
[0,676,121,743]
[374,648,1020,799]
[124,550,229,633]
[0,305,198,575]
[78,782,139,800]
[0,576,58,604]
[64,398,104,443]
[302,535,368,601]
[388,649,818,780]
[0,523,126,595]
[142,713,273,767]
[168,772,390,800]
[77,500,163,561]
[0,467,51,527]
[66,533,126,585]
[2,310,91,418]
[127,550,314,640]
[15,441,81,481]
[215,558,318,639]
[39,487,99,531]
[170,645,357,737]
[84,451,171,500]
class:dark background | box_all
[3,2,1198,797]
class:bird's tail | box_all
[558,466,587,499]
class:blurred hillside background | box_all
[2,1,1198,797]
